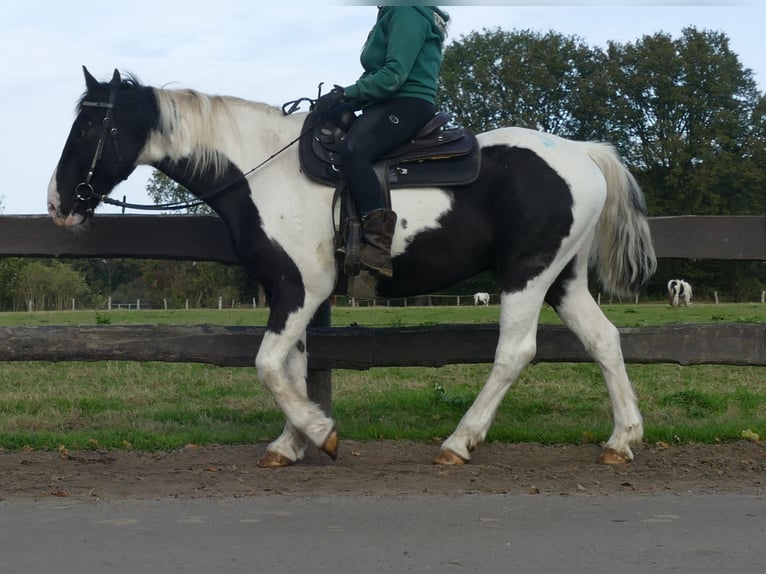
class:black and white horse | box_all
[48,68,657,466]
[473,292,490,306]
[668,279,692,306]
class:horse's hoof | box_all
[433,449,467,465]
[258,451,294,468]
[598,448,632,465]
[321,428,339,461]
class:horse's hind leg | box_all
[436,287,544,464]
[552,270,643,463]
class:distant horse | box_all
[473,292,490,306]
[668,279,692,306]
[48,68,656,466]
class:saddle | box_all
[299,108,481,191]
[297,107,481,285]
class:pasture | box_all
[0,302,763,452]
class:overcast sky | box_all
[1,1,763,215]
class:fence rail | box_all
[1,214,765,261]
[1,215,765,373]
[0,322,764,367]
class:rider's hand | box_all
[313,85,346,115]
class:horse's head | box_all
[48,67,149,228]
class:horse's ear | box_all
[83,66,99,92]
[110,68,121,86]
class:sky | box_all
[1,1,763,216]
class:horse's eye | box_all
[77,121,94,139]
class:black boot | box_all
[359,208,397,278]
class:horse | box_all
[667,279,692,306]
[48,68,657,467]
[473,292,490,306]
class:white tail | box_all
[586,143,657,298]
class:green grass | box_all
[1,301,764,327]
[0,303,764,451]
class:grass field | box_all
[0,303,763,451]
[1,300,765,327]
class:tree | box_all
[14,260,92,311]
[438,28,608,137]
[146,170,212,214]
[603,27,764,215]
[0,258,26,310]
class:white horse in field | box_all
[667,279,692,306]
[473,292,490,306]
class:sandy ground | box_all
[1,440,763,501]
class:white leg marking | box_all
[556,278,643,460]
[441,288,544,461]
[256,325,334,460]
[263,336,311,461]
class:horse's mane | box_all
[154,87,283,178]
[154,88,242,178]
[81,73,278,179]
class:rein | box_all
[102,132,305,212]
[79,93,317,213]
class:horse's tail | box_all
[585,143,657,298]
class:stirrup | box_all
[343,219,361,276]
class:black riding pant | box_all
[341,97,435,216]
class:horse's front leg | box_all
[257,332,310,467]
[255,330,337,466]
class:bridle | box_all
[75,85,123,215]
[71,88,318,215]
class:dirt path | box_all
[1,440,763,501]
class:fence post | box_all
[72,298,76,311]
[714,291,719,304]
[137,299,141,311]
[762,290,765,304]
[218,296,223,310]
[308,299,332,416]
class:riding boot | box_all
[359,208,397,278]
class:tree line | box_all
[2,27,764,309]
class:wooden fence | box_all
[1,215,765,409]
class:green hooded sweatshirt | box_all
[343,6,450,108]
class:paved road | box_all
[1,493,764,572]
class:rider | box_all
[314,5,450,278]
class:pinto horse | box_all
[48,68,657,466]
[668,279,692,306]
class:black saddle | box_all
[299,108,481,191]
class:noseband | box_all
[75,86,123,213]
